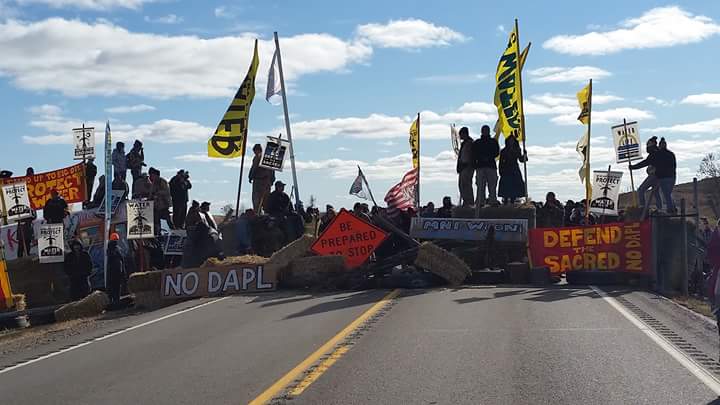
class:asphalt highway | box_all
[1,286,719,405]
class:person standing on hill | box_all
[472,125,500,207]
[456,127,475,207]
[44,190,68,223]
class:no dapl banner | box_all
[259,137,289,171]
[589,170,623,216]
[612,121,642,163]
[127,200,154,240]
[0,163,86,210]
[73,127,95,160]
[38,223,64,264]
[1,182,32,221]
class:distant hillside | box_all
[618,177,719,223]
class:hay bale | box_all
[414,242,471,286]
[54,291,109,322]
[127,271,163,294]
[12,294,26,312]
[290,255,347,275]
[282,255,351,289]
[201,255,269,268]
[133,291,164,310]
[265,235,315,274]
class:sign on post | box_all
[1,182,33,221]
[612,121,642,163]
[164,230,187,256]
[311,210,389,269]
[259,136,289,172]
[0,163,87,210]
[161,265,277,298]
[96,190,126,218]
[589,171,623,216]
[73,127,95,160]
[410,217,528,242]
[38,223,64,263]
[127,200,154,239]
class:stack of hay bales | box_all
[283,255,353,289]
[12,294,26,312]
[54,291,109,322]
[7,257,70,308]
[128,270,165,309]
[265,235,315,275]
[414,242,471,286]
[202,255,268,267]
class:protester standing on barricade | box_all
[170,170,192,229]
[633,137,660,212]
[630,137,677,213]
[127,140,146,182]
[111,142,127,182]
[456,127,475,207]
[132,172,152,200]
[112,173,129,198]
[473,125,500,207]
[149,167,173,232]
[437,196,454,218]
[64,240,92,301]
[44,190,68,224]
[249,144,275,213]
[319,204,336,233]
[85,158,97,205]
[498,135,527,205]
[421,202,436,218]
[106,232,125,308]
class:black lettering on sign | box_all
[210,134,244,156]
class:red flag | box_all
[384,168,418,218]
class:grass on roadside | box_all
[672,296,715,319]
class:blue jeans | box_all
[658,177,676,212]
[638,175,660,210]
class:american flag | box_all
[384,168,418,218]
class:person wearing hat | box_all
[132,172,152,200]
[106,232,125,308]
[249,143,275,214]
[64,240,93,301]
[126,140,146,182]
[631,136,660,212]
[319,204,336,233]
[169,169,192,228]
[266,181,292,217]
[111,141,127,182]
[44,189,68,224]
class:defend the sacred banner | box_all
[589,171,623,216]
[127,200,154,239]
[73,127,95,160]
[1,182,33,221]
[0,163,86,210]
[612,121,642,163]
[529,221,651,274]
[38,223,64,264]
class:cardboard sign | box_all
[73,127,95,160]
[127,200,154,239]
[410,217,528,242]
[311,210,389,268]
[161,265,277,298]
[1,182,33,221]
[590,170,623,216]
[611,121,642,163]
[0,163,86,210]
[528,221,651,274]
[164,230,187,256]
[1,224,19,261]
[259,137,289,172]
[38,223,64,263]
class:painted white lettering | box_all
[208,272,223,293]
[242,268,256,290]
[223,270,240,292]
[256,267,272,289]
[182,272,199,295]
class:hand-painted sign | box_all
[259,137,289,172]
[1,223,19,261]
[590,170,623,216]
[1,182,33,221]
[410,217,528,242]
[528,221,651,274]
[38,223,64,264]
[161,264,277,298]
[164,230,187,256]
[73,126,95,160]
[311,210,388,268]
[0,163,86,210]
[611,121,642,163]
[127,200,154,239]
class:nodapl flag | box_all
[409,117,419,169]
[577,84,590,125]
[208,39,260,159]
[349,167,369,200]
[493,43,529,141]
[494,27,525,141]
[384,168,418,218]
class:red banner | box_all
[529,221,652,274]
[1,163,86,210]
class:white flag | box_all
[266,47,282,104]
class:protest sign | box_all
[38,223,64,263]
[161,265,277,298]
[612,121,642,163]
[127,200,154,239]
[164,230,187,256]
[259,136,289,171]
[589,170,623,216]
[0,163,86,210]
[410,217,528,242]
[73,126,95,160]
[311,210,389,268]
[0,223,19,261]
[1,182,32,221]
[529,221,651,274]
[97,190,126,218]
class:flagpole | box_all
[358,165,379,207]
[623,118,638,207]
[274,32,301,211]
[514,19,529,199]
[416,112,420,215]
[585,79,593,224]
[234,140,247,218]
[103,121,112,291]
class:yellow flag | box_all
[409,116,419,169]
[0,259,13,309]
[577,83,591,125]
[494,43,529,141]
[494,25,524,141]
[208,40,260,158]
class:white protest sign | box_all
[38,223,64,263]
[1,182,33,221]
[611,121,642,164]
[164,229,187,256]
[73,127,96,160]
[589,170,623,216]
[127,200,154,239]
[259,136,289,172]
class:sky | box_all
[1,0,719,212]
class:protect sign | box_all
[0,163,86,210]
[311,210,388,269]
[528,221,651,274]
[161,265,276,298]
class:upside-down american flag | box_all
[384,168,418,218]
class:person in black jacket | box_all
[85,158,97,204]
[44,190,68,223]
[472,125,500,207]
[106,233,125,307]
[630,137,677,213]
[456,127,475,207]
[498,135,527,205]
[169,170,192,229]
[64,240,93,300]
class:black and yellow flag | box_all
[494,25,524,141]
[577,83,591,125]
[409,116,419,169]
[208,40,260,158]
[576,81,592,201]
[493,43,529,141]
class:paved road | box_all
[2,286,719,405]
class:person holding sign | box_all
[630,137,677,213]
[632,137,660,212]
[249,144,275,214]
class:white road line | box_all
[590,285,720,395]
[0,296,231,375]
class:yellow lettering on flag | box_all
[409,117,419,169]
[494,25,524,141]
[208,39,260,159]
[0,259,13,309]
[577,83,590,125]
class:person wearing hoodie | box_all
[111,142,127,182]
[472,125,500,207]
[630,137,677,212]
[126,140,146,182]
[106,232,125,307]
[64,240,93,301]
[634,137,661,212]
[456,127,475,207]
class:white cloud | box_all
[14,0,153,10]
[0,18,372,98]
[105,104,156,114]
[648,118,720,134]
[551,107,654,126]
[337,146,350,152]
[528,66,611,83]
[144,14,183,24]
[681,93,720,108]
[543,6,720,55]
[415,73,487,84]
[356,19,468,49]
[214,5,242,19]
[645,96,673,107]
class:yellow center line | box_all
[248,288,401,405]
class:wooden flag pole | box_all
[416,112,420,216]
[623,118,638,208]
[585,79,593,224]
[358,165,379,207]
[234,139,248,218]
[514,19,529,199]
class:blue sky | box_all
[1,0,719,211]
